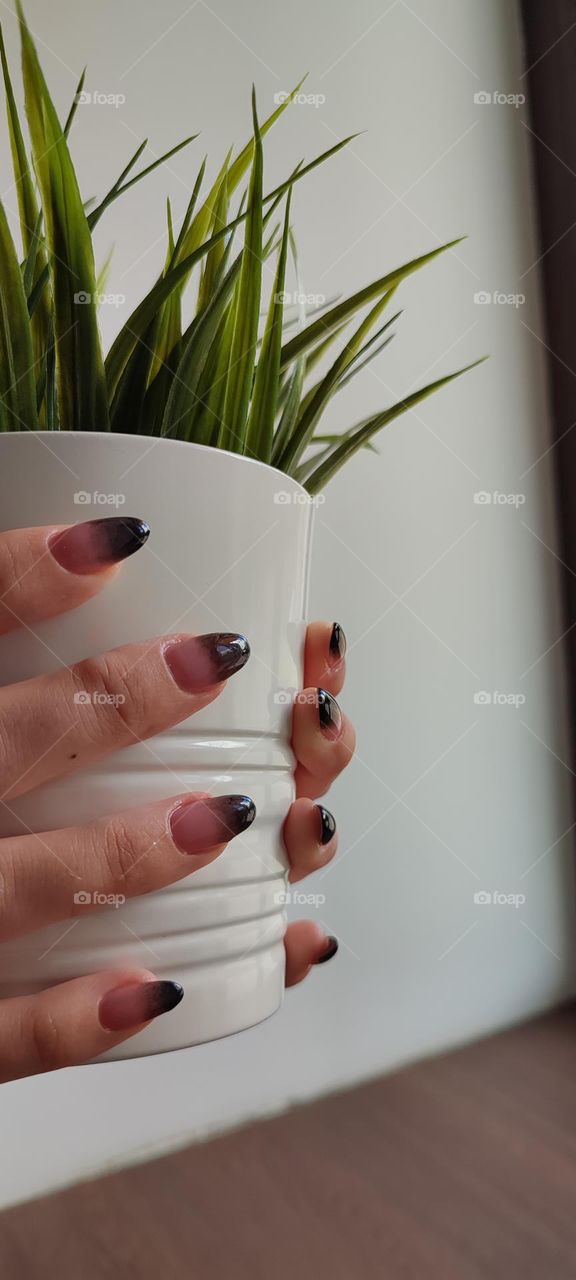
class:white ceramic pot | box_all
[0,433,314,1059]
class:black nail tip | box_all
[98,516,150,562]
[317,804,336,845]
[315,936,339,965]
[317,687,342,734]
[329,623,347,662]
[200,633,251,678]
[216,794,256,836]
[146,979,184,1019]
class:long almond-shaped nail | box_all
[317,805,336,846]
[314,936,339,965]
[49,517,150,575]
[329,623,347,664]
[164,633,250,692]
[99,979,183,1031]
[170,794,256,855]
[317,688,342,739]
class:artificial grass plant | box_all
[0,4,483,492]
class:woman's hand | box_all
[0,517,355,1081]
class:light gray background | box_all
[0,0,574,1206]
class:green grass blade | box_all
[245,187,291,461]
[280,239,464,369]
[0,199,38,430]
[278,290,393,472]
[17,2,108,431]
[87,136,197,231]
[218,89,264,453]
[63,67,86,136]
[305,360,487,491]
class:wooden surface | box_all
[2,1005,576,1278]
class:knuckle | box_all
[71,654,136,740]
[26,1002,63,1074]
[100,815,143,886]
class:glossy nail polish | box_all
[317,687,343,739]
[49,517,150,575]
[329,623,347,663]
[164,633,250,693]
[170,794,256,855]
[315,936,339,965]
[99,979,183,1031]
[317,805,336,846]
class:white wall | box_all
[1,0,574,1208]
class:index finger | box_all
[0,516,149,636]
[303,621,347,696]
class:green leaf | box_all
[305,360,487,491]
[87,135,198,232]
[63,66,86,137]
[245,187,291,461]
[280,239,464,369]
[278,289,393,472]
[0,199,38,430]
[17,2,108,431]
[218,89,264,454]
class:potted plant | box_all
[0,6,482,1058]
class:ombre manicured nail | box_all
[49,517,150,575]
[99,979,183,1031]
[317,804,336,846]
[315,936,339,965]
[170,794,256,855]
[329,623,347,664]
[164,633,250,693]
[317,688,342,739]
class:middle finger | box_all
[0,632,249,801]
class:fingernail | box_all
[317,688,342,739]
[315,936,339,965]
[49,517,150,575]
[170,794,256,855]
[329,623,347,664]
[316,804,336,846]
[164,633,250,693]
[99,979,183,1031]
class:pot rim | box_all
[0,431,312,500]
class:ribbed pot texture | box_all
[0,433,314,1059]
